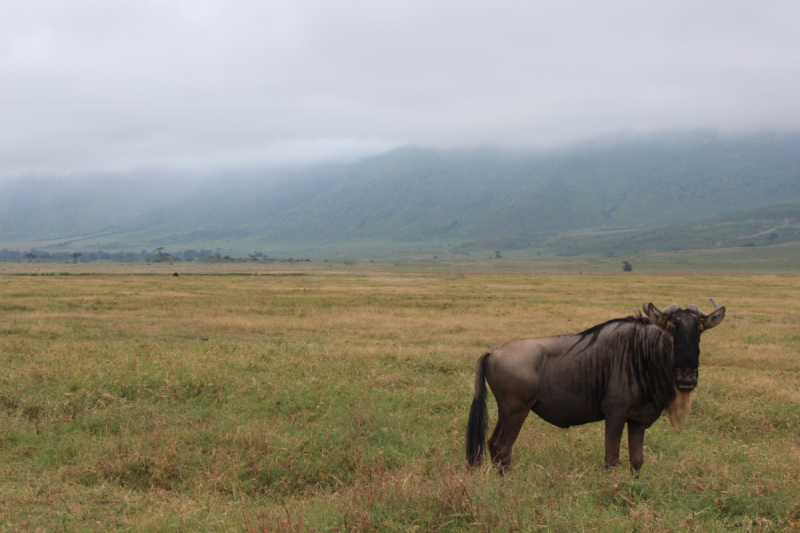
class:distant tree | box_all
[156,247,165,256]
[24,252,37,262]
[622,260,633,272]
[495,251,502,258]
[767,231,778,244]
[72,252,82,264]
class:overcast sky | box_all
[2,0,800,178]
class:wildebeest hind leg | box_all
[491,404,531,474]
[487,418,503,464]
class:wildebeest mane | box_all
[568,313,674,411]
[568,313,652,354]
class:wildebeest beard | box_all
[666,387,694,429]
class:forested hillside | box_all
[254,132,800,242]
[2,131,799,253]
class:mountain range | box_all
[2,131,799,257]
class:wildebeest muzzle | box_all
[676,367,698,391]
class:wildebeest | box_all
[466,300,725,472]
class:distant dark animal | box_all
[466,300,726,472]
[173,272,179,277]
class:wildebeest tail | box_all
[466,352,490,466]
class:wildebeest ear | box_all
[702,306,726,330]
[642,303,669,329]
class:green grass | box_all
[0,265,798,531]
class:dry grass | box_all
[0,265,798,530]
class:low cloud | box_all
[2,0,799,177]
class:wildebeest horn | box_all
[686,304,705,316]
[661,304,679,314]
[687,299,722,317]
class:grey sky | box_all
[2,0,800,177]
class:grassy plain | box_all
[0,262,798,531]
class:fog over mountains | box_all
[2,132,800,257]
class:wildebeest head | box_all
[642,299,726,392]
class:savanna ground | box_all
[0,261,798,531]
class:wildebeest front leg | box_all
[604,416,626,468]
[627,421,647,471]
